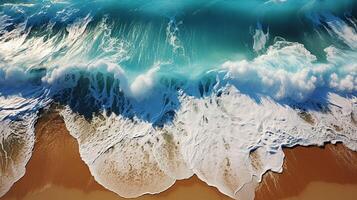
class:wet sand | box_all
[1,110,357,200]
[281,182,357,200]
[255,144,357,200]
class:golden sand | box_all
[1,110,357,200]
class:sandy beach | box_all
[1,110,357,200]
[0,110,231,200]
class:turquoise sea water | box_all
[1,1,356,90]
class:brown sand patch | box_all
[249,149,262,172]
[222,157,240,193]
[281,182,357,200]
[297,111,315,125]
[255,144,357,200]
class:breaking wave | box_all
[0,0,357,199]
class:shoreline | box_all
[255,143,357,200]
[0,110,232,200]
[1,110,357,200]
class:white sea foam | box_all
[59,84,356,199]
[253,25,269,53]
[60,108,192,198]
[130,65,160,99]
[0,88,51,196]
[0,116,36,197]
[222,17,357,101]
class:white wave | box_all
[223,18,357,101]
[223,41,319,101]
[59,84,357,199]
[60,108,193,198]
[130,65,160,100]
[0,88,51,196]
[42,60,129,92]
[0,117,36,197]
[0,15,127,82]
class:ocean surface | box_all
[0,0,356,199]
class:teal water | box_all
[0,0,356,122]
